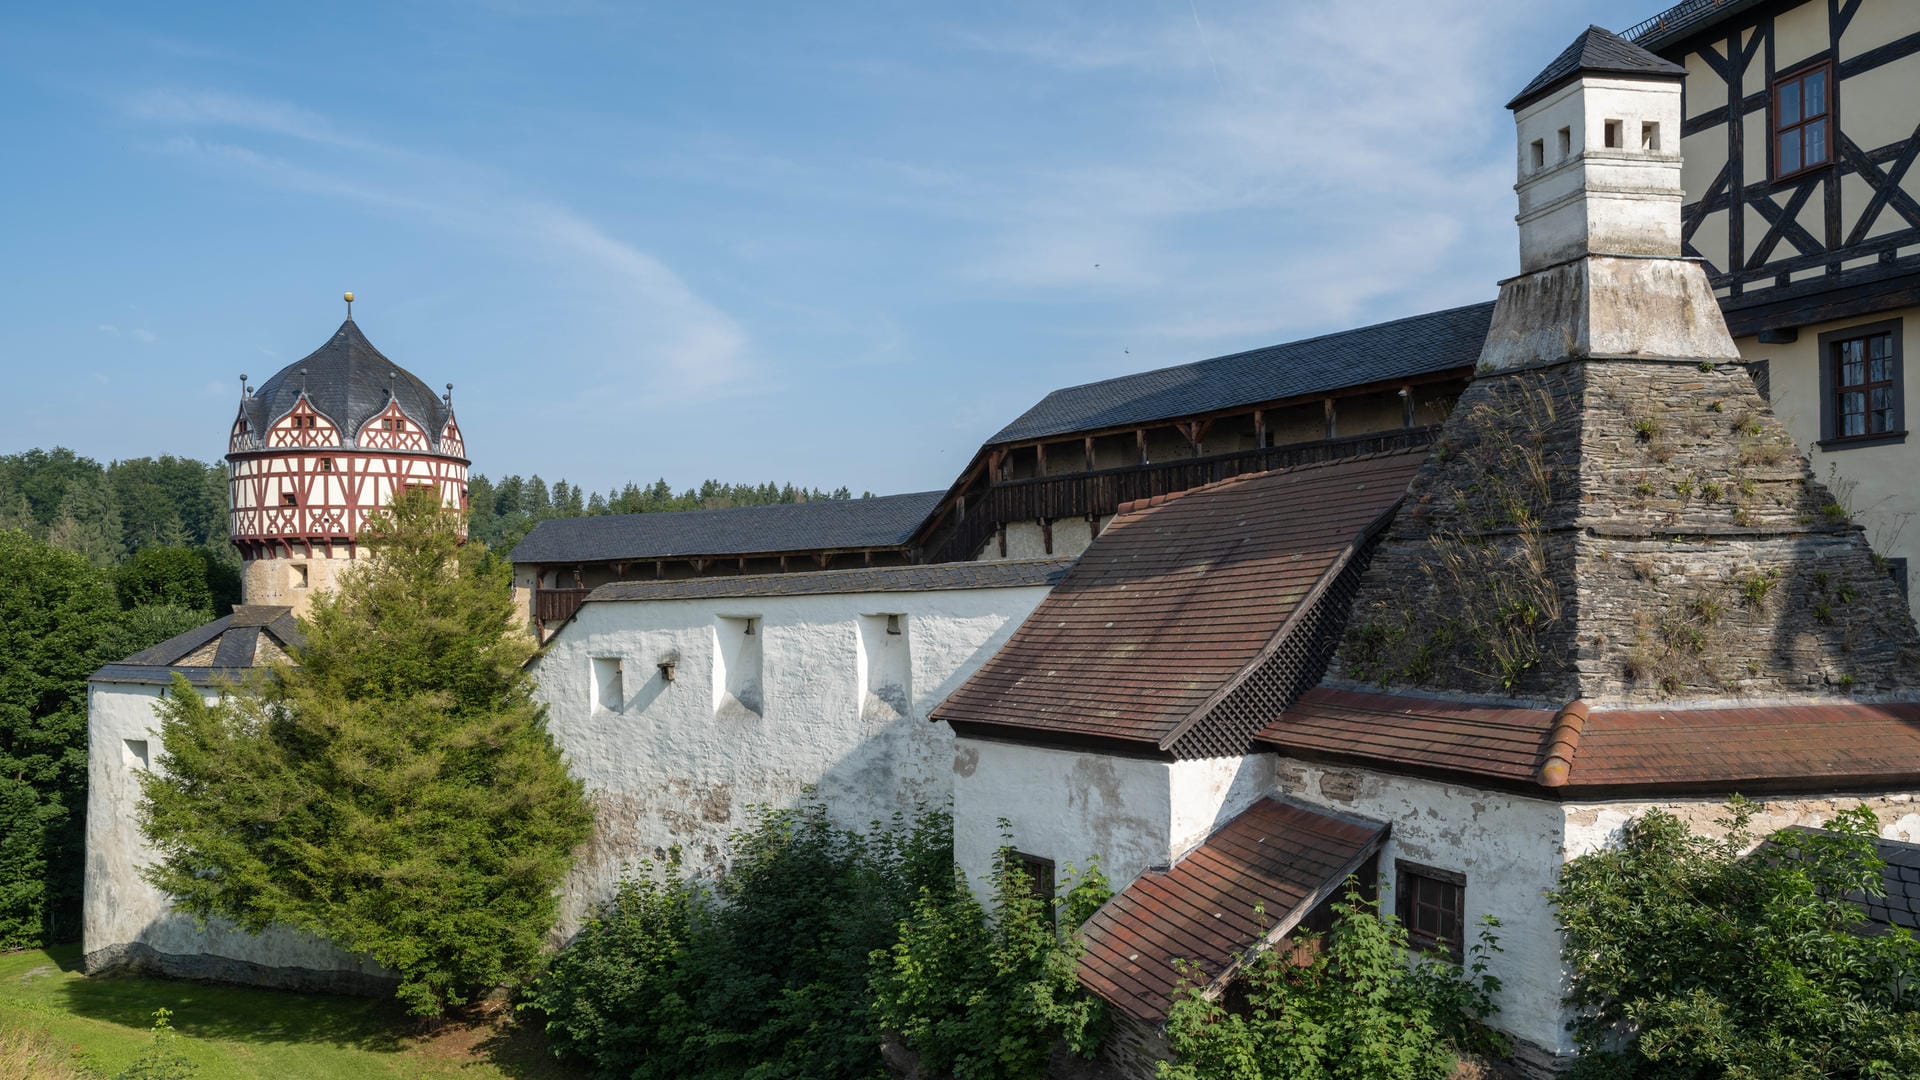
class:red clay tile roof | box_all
[931,450,1425,756]
[1258,687,1920,796]
[1077,798,1388,1024]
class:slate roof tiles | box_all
[987,303,1492,446]
[1508,25,1688,110]
[92,605,301,687]
[243,319,453,450]
[509,490,945,565]
[585,559,1073,604]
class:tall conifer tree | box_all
[138,489,592,1015]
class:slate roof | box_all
[1625,0,1771,52]
[509,491,946,565]
[1077,798,1388,1024]
[91,605,301,687]
[986,302,1493,446]
[932,450,1425,757]
[1768,828,1920,935]
[1508,25,1688,111]
[586,559,1073,604]
[1260,688,1920,796]
[242,319,453,451]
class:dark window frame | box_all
[1396,860,1466,963]
[1006,850,1056,912]
[1818,319,1906,449]
[1772,60,1835,181]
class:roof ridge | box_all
[1025,300,1498,405]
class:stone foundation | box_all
[84,940,396,998]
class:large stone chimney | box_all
[1333,27,1920,706]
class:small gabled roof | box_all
[1768,827,1920,936]
[1508,25,1688,111]
[92,605,301,687]
[1077,798,1388,1024]
[1260,687,1920,798]
[986,303,1492,447]
[932,449,1425,758]
[508,491,945,565]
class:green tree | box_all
[137,489,594,1016]
[0,530,204,947]
[1157,885,1505,1080]
[1552,801,1920,1079]
[115,547,241,615]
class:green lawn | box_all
[0,945,579,1079]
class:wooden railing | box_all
[922,426,1439,564]
[534,588,592,627]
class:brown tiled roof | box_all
[1077,798,1388,1024]
[1258,688,1920,796]
[931,450,1425,757]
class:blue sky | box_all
[0,0,1657,497]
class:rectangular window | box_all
[1396,861,1466,962]
[1819,320,1904,447]
[1556,126,1571,159]
[1604,119,1622,149]
[281,491,298,506]
[289,563,309,589]
[1529,139,1544,171]
[319,458,334,472]
[592,657,624,713]
[1007,851,1056,911]
[1641,121,1660,152]
[1773,62,1833,179]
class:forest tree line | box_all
[1,446,868,562]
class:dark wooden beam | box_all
[1323,398,1337,440]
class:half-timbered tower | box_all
[227,312,469,614]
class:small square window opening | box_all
[1007,851,1056,912]
[1641,121,1660,152]
[1556,126,1571,159]
[1529,139,1545,171]
[290,563,309,589]
[1604,119,1623,149]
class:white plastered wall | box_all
[1272,760,1572,1057]
[534,583,1051,934]
[950,741,1272,905]
[84,680,388,985]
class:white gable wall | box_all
[84,679,390,990]
[951,741,1273,905]
[535,583,1051,934]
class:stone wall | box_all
[1337,357,1920,704]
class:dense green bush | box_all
[526,802,955,1079]
[114,547,240,616]
[527,807,1110,1080]
[1553,801,1920,1079]
[1158,884,1506,1080]
[871,846,1110,1080]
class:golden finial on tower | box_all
[344,291,355,319]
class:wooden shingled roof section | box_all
[1259,688,1920,797]
[930,449,1426,758]
[1076,798,1387,1024]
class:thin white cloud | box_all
[97,323,158,344]
[129,89,753,397]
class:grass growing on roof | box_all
[0,945,575,1080]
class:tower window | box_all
[318,458,334,472]
[1604,119,1623,149]
[382,419,397,431]
[1529,139,1545,171]
[1557,126,1571,159]
[281,491,298,506]
[290,563,309,589]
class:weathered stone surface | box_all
[1337,356,1920,705]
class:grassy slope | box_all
[0,945,576,1079]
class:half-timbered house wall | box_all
[1644,0,1920,617]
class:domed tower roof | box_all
[242,318,454,453]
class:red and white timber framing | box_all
[227,399,469,560]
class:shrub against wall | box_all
[1158,885,1506,1080]
[526,806,1110,1080]
[1552,802,1920,1079]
